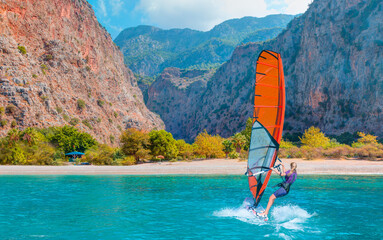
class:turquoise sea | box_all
[0,175,382,240]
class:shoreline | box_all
[0,159,382,175]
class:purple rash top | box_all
[284,170,297,184]
[273,170,297,198]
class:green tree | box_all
[149,130,178,159]
[240,117,253,150]
[300,126,330,148]
[20,127,45,146]
[120,128,150,161]
[85,144,116,165]
[176,139,194,159]
[222,139,234,158]
[48,125,97,153]
[135,148,151,161]
[280,139,295,149]
[10,145,27,164]
[352,132,379,147]
[194,130,225,158]
[229,151,239,159]
[231,133,247,153]
[356,132,378,145]
[0,139,27,165]
[26,143,59,165]
[5,128,20,147]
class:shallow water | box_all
[0,175,382,239]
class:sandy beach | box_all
[0,158,382,175]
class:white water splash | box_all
[272,204,315,231]
[213,206,267,225]
[213,198,269,225]
[213,203,316,239]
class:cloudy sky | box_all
[87,0,312,39]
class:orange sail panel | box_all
[248,50,285,207]
[253,50,285,142]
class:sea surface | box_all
[0,175,382,240]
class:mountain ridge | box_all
[114,14,296,77]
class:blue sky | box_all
[87,0,312,39]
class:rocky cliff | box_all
[0,0,164,143]
[147,0,383,141]
[114,14,296,77]
[147,68,213,139]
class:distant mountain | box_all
[146,0,383,141]
[114,14,296,77]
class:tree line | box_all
[0,118,382,165]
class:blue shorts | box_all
[273,187,287,198]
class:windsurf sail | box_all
[247,50,285,207]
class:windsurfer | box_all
[258,162,297,217]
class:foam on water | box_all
[213,198,268,225]
[214,203,316,239]
[272,204,315,232]
[213,207,267,225]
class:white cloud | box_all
[134,0,311,31]
[283,0,312,14]
[98,0,108,17]
[135,0,278,31]
[110,0,124,16]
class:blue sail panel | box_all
[247,120,279,207]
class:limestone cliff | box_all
[0,0,164,144]
[147,68,212,139]
[147,0,383,141]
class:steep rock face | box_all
[147,68,212,140]
[147,0,383,140]
[189,45,258,140]
[115,15,296,77]
[263,0,383,136]
[147,45,258,142]
[0,0,163,143]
